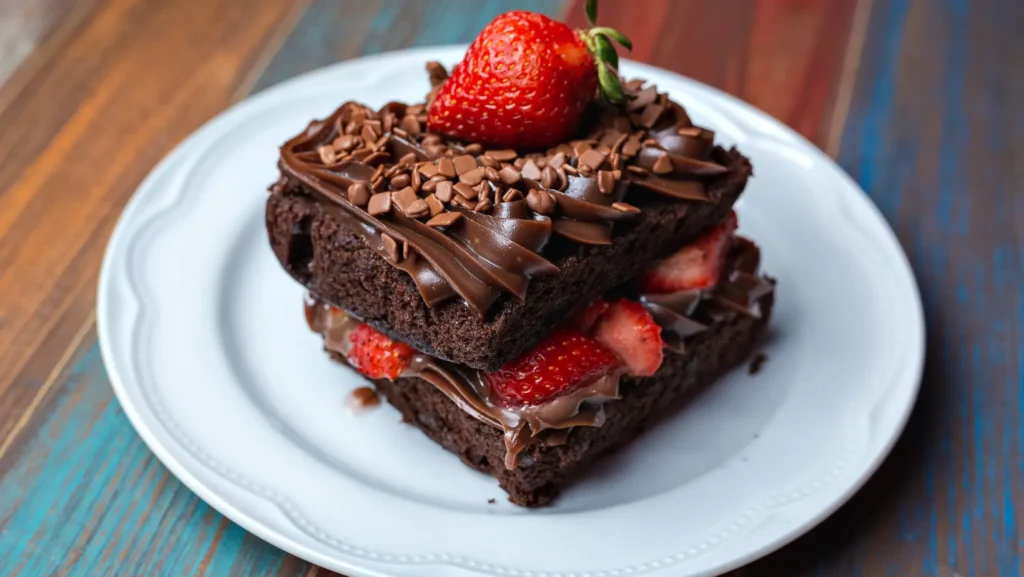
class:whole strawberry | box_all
[427,1,631,149]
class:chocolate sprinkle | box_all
[426,211,462,227]
[367,192,391,215]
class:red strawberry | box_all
[570,299,610,332]
[486,328,622,406]
[591,298,665,376]
[347,323,415,381]
[427,5,632,149]
[639,211,738,294]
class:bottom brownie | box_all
[366,290,773,507]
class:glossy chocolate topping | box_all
[277,63,730,316]
[307,237,774,469]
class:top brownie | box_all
[265,63,753,371]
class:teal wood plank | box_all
[736,0,1024,575]
[0,1,567,576]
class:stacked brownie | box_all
[266,63,775,507]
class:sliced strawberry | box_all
[486,328,622,407]
[346,323,415,381]
[591,298,665,376]
[570,299,610,332]
[639,211,738,294]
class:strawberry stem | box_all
[578,0,633,106]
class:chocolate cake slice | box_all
[267,64,752,372]
[307,237,775,507]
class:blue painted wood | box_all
[0,2,568,576]
[738,0,1023,575]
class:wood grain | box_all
[564,0,860,149]
[0,0,1020,575]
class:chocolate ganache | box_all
[277,63,732,316]
[307,237,775,469]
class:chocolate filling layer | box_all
[276,64,734,316]
[308,237,774,469]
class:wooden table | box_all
[0,0,1020,575]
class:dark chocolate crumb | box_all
[749,353,768,374]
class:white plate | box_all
[97,46,924,577]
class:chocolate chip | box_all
[513,157,527,170]
[639,103,666,129]
[498,166,522,185]
[540,166,558,190]
[383,114,396,133]
[454,182,478,200]
[597,170,616,194]
[473,181,490,198]
[411,169,422,192]
[652,153,674,175]
[347,182,370,206]
[425,194,444,216]
[612,169,622,180]
[421,133,441,146]
[426,61,448,86]
[521,159,542,180]
[451,195,475,209]
[622,137,642,157]
[677,127,703,137]
[392,127,408,138]
[526,189,555,215]
[628,85,658,111]
[399,152,418,166]
[333,134,358,151]
[608,152,621,171]
[597,131,618,148]
[579,164,594,177]
[483,167,501,182]
[474,198,493,213]
[459,166,486,186]
[421,178,437,193]
[390,173,411,189]
[405,199,430,219]
[349,148,372,162]
[438,157,457,178]
[479,155,499,169]
[486,149,517,161]
[563,164,579,175]
[360,125,378,145]
[462,143,484,155]
[643,138,660,148]
[493,186,503,204]
[548,152,567,169]
[401,115,421,135]
[612,201,641,214]
[502,189,524,202]
[419,163,440,178]
[578,148,607,171]
[435,181,454,202]
[344,121,360,135]
[572,141,592,157]
[317,145,337,165]
[367,192,392,215]
[426,211,462,228]
[391,186,418,212]
[452,154,477,176]
[611,132,629,154]
[627,165,649,176]
[425,144,448,158]
[381,233,400,262]
[365,151,390,166]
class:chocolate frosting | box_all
[276,63,731,316]
[307,237,774,469]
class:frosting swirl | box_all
[276,63,732,316]
[307,237,774,469]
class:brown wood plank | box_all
[0,0,310,455]
[565,0,860,149]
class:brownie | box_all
[267,146,751,372]
[365,284,773,507]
